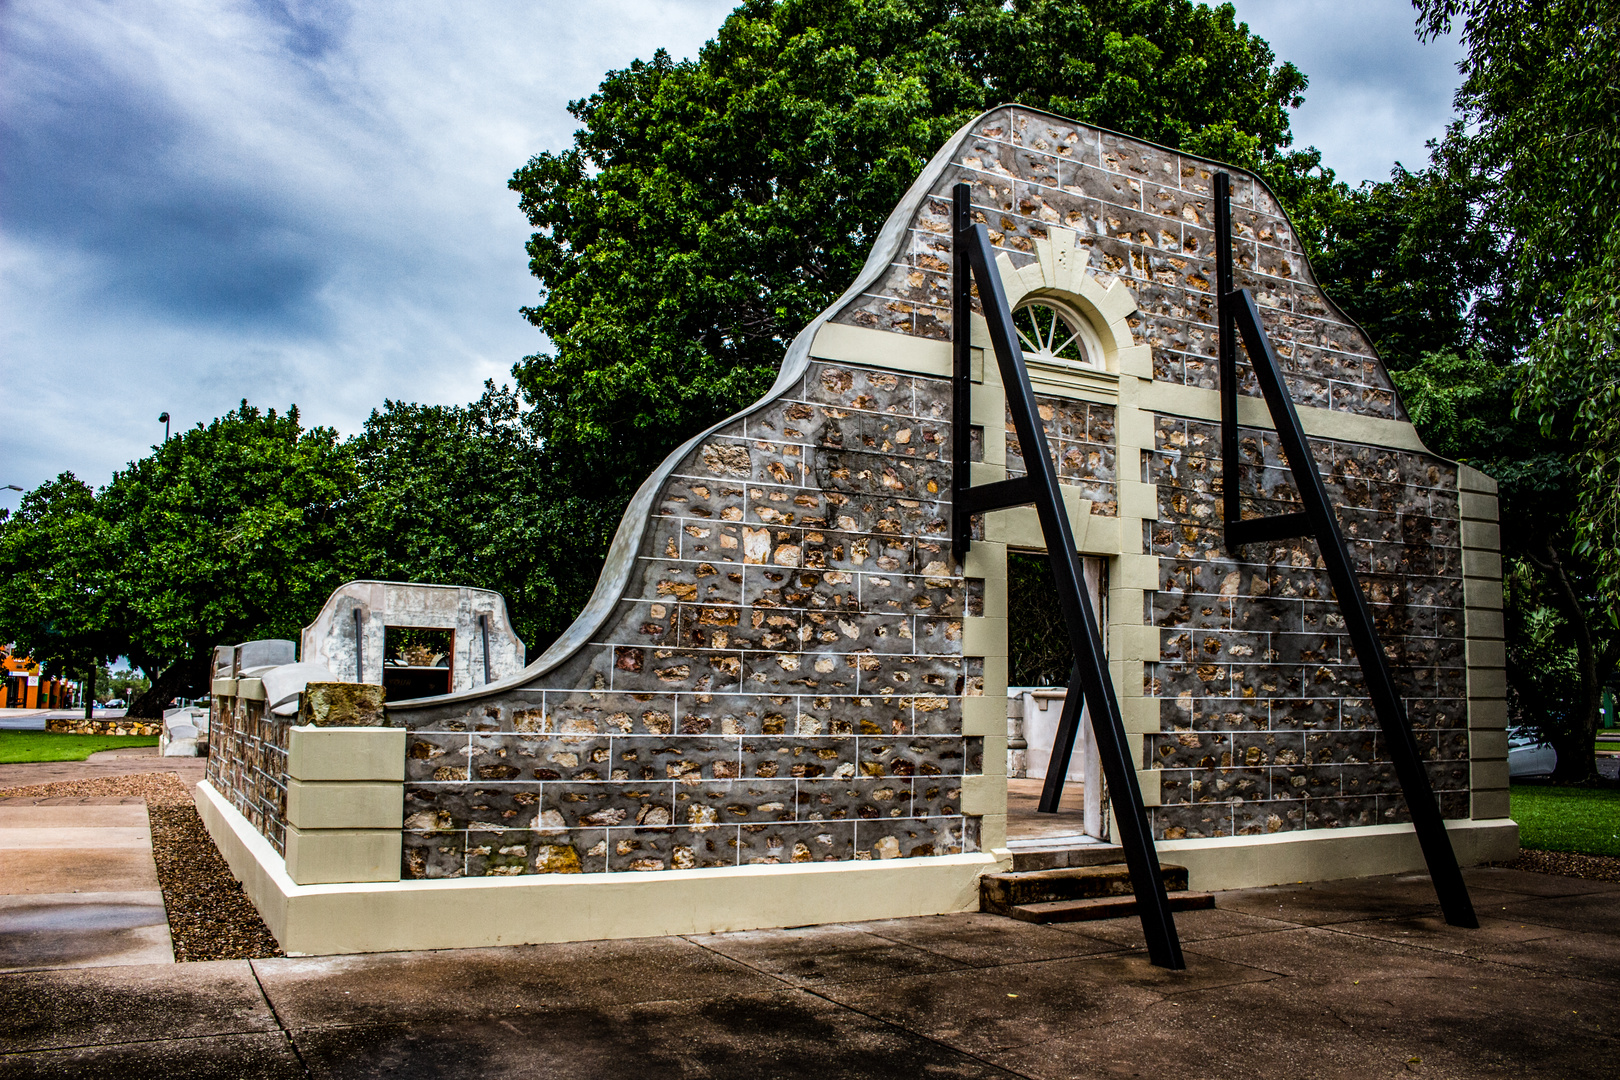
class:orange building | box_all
[2,645,72,709]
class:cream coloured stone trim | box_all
[237,678,266,702]
[1470,729,1508,760]
[1466,608,1504,640]
[212,678,238,697]
[285,824,402,886]
[1471,760,1509,790]
[961,696,1007,736]
[197,780,1004,956]
[286,780,404,831]
[1458,463,1500,494]
[1460,465,1508,821]
[1467,697,1508,729]
[1465,639,1506,669]
[1160,819,1518,891]
[1144,381,1430,454]
[1461,519,1502,551]
[287,727,406,783]
[962,616,1007,658]
[809,321,950,377]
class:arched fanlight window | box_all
[1012,297,1104,372]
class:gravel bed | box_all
[0,772,283,961]
[1497,848,1620,882]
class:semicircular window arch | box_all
[1011,296,1105,373]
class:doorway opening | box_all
[1006,551,1108,845]
[382,626,454,701]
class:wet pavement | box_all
[0,798,173,974]
[0,866,1615,1078]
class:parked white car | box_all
[1507,726,1558,779]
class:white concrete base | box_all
[1159,819,1521,892]
[195,780,998,956]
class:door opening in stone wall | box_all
[1006,550,1109,843]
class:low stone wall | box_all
[205,692,291,855]
[46,717,162,736]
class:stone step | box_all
[980,862,1189,914]
[1008,843,1124,873]
[1007,891,1217,924]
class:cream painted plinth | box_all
[1159,818,1520,892]
[196,780,1000,956]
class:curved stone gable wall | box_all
[216,106,1484,881]
[835,107,1403,422]
[831,106,1469,839]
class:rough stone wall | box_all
[1005,397,1119,516]
[395,361,979,878]
[205,695,290,854]
[834,106,1464,841]
[837,109,1403,421]
[1146,420,1467,837]
[46,717,162,736]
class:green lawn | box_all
[0,731,160,764]
[1512,784,1620,856]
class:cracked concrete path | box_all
[0,798,173,974]
[0,867,1616,1078]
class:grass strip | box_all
[1511,784,1620,857]
[0,730,159,763]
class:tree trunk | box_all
[83,667,95,720]
[1533,539,1613,783]
[126,655,208,719]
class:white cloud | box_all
[0,0,734,501]
[1229,0,1465,184]
[0,0,1465,511]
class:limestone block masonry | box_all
[199,105,1515,954]
[282,727,405,886]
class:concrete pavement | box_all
[0,797,174,974]
[0,866,1615,1078]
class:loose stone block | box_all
[299,682,387,727]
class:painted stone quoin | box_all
[206,105,1507,883]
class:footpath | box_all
[0,865,1616,1078]
[0,795,173,972]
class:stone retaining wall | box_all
[46,717,163,736]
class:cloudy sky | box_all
[0,0,1464,509]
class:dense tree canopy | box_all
[0,474,125,692]
[510,0,1326,543]
[1301,0,1619,779]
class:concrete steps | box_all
[981,859,1213,924]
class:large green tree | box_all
[349,383,595,653]
[510,0,1327,604]
[88,405,358,717]
[1395,0,1620,780]
[0,474,126,704]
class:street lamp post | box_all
[159,412,171,440]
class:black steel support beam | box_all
[1226,511,1311,547]
[952,182,1185,969]
[952,187,975,558]
[1215,173,1240,537]
[956,475,1038,516]
[1213,173,1477,929]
